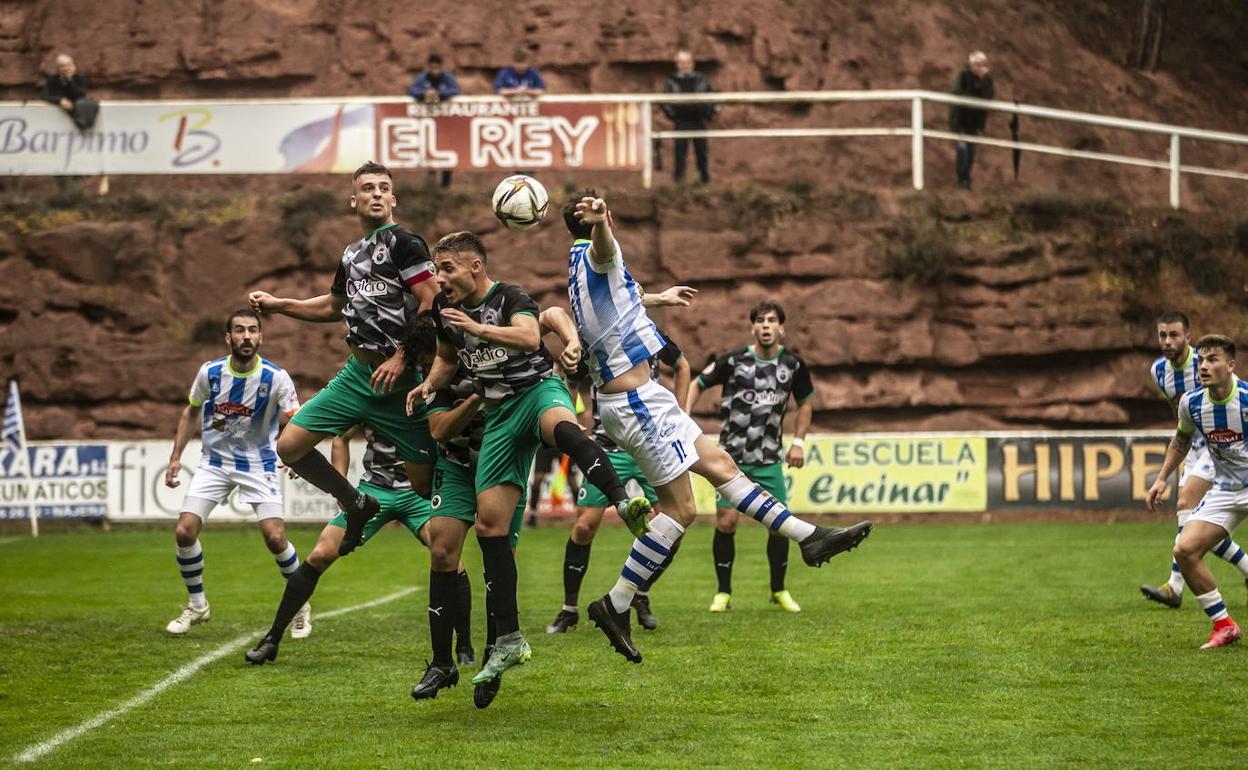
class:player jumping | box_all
[562,191,872,663]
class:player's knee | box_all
[571,519,598,544]
[1173,538,1201,564]
[715,519,737,535]
[262,531,287,553]
[308,544,337,570]
[428,542,458,571]
[174,520,198,546]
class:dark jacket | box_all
[662,71,717,126]
[42,73,88,105]
[948,67,994,134]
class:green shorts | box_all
[327,481,435,545]
[432,456,526,549]
[578,450,657,508]
[476,376,574,496]
[715,462,789,510]
[291,356,436,465]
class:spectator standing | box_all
[408,54,460,188]
[662,51,717,185]
[494,48,546,97]
[42,53,97,130]
[949,51,994,190]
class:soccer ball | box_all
[492,174,549,232]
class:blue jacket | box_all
[408,70,461,100]
[494,67,545,93]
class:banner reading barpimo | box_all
[692,435,988,514]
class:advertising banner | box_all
[987,434,1172,510]
[0,98,644,175]
[692,435,988,514]
[0,443,108,519]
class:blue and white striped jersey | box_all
[567,238,666,386]
[1152,345,1206,451]
[188,357,299,473]
[1177,378,1248,491]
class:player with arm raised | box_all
[686,300,815,614]
[406,231,652,686]
[163,309,303,636]
[563,190,871,663]
[248,162,439,559]
[1146,334,1248,648]
[1139,312,1248,608]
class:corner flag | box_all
[2,380,36,536]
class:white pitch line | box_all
[13,586,419,764]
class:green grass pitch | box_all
[0,521,1244,768]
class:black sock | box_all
[287,451,360,510]
[648,537,681,588]
[454,570,472,652]
[484,602,497,651]
[428,569,457,666]
[563,539,592,607]
[478,535,519,636]
[713,529,735,595]
[767,534,789,593]
[553,422,627,505]
[267,562,321,639]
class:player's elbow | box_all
[428,419,452,443]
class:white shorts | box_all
[1189,487,1248,535]
[182,464,284,520]
[1179,444,1216,488]
[597,379,702,487]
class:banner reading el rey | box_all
[692,435,988,514]
[375,100,644,171]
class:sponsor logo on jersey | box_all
[776,365,791,383]
[372,245,389,264]
[347,278,389,297]
[1206,428,1244,445]
[659,421,677,439]
[740,389,784,406]
[461,346,508,369]
[214,402,255,418]
[482,307,501,327]
[258,382,270,398]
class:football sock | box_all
[453,570,472,651]
[287,450,364,511]
[478,535,520,636]
[563,538,592,608]
[273,542,299,579]
[648,538,681,588]
[767,533,789,592]
[715,473,815,541]
[1196,589,1229,623]
[608,513,684,613]
[554,422,628,506]
[428,570,458,666]
[1212,538,1248,577]
[484,605,498,650]
[1168,515,1190,593]
[176,541,206,609]
[712,529,735,595]
[267,562,321,639]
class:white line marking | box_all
[0,536,25,545]
[13,586,419,763]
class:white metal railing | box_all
[637,89,1248,206]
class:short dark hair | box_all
[563,188,597,240]
[403,311,439,367]
[1156,311,1190,331]
[1196,334,1236,359]
[434,231,488,265]
[226,308,261,332]
[352,161,392,181]
[427,53,443,66]
[749,300,786,324]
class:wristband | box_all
[791,438,805,449]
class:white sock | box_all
[274,542,299,579]
[176,540,207,609]
[608,513,685,613]
[715,473,815,541]
[1196,589,1229,622]
[1212,538,1248,578]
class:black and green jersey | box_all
[697,345,814,465]
[330,223,434,355]
[428,369,485,468]
[434,281,553,401]
[360,426,410,489]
